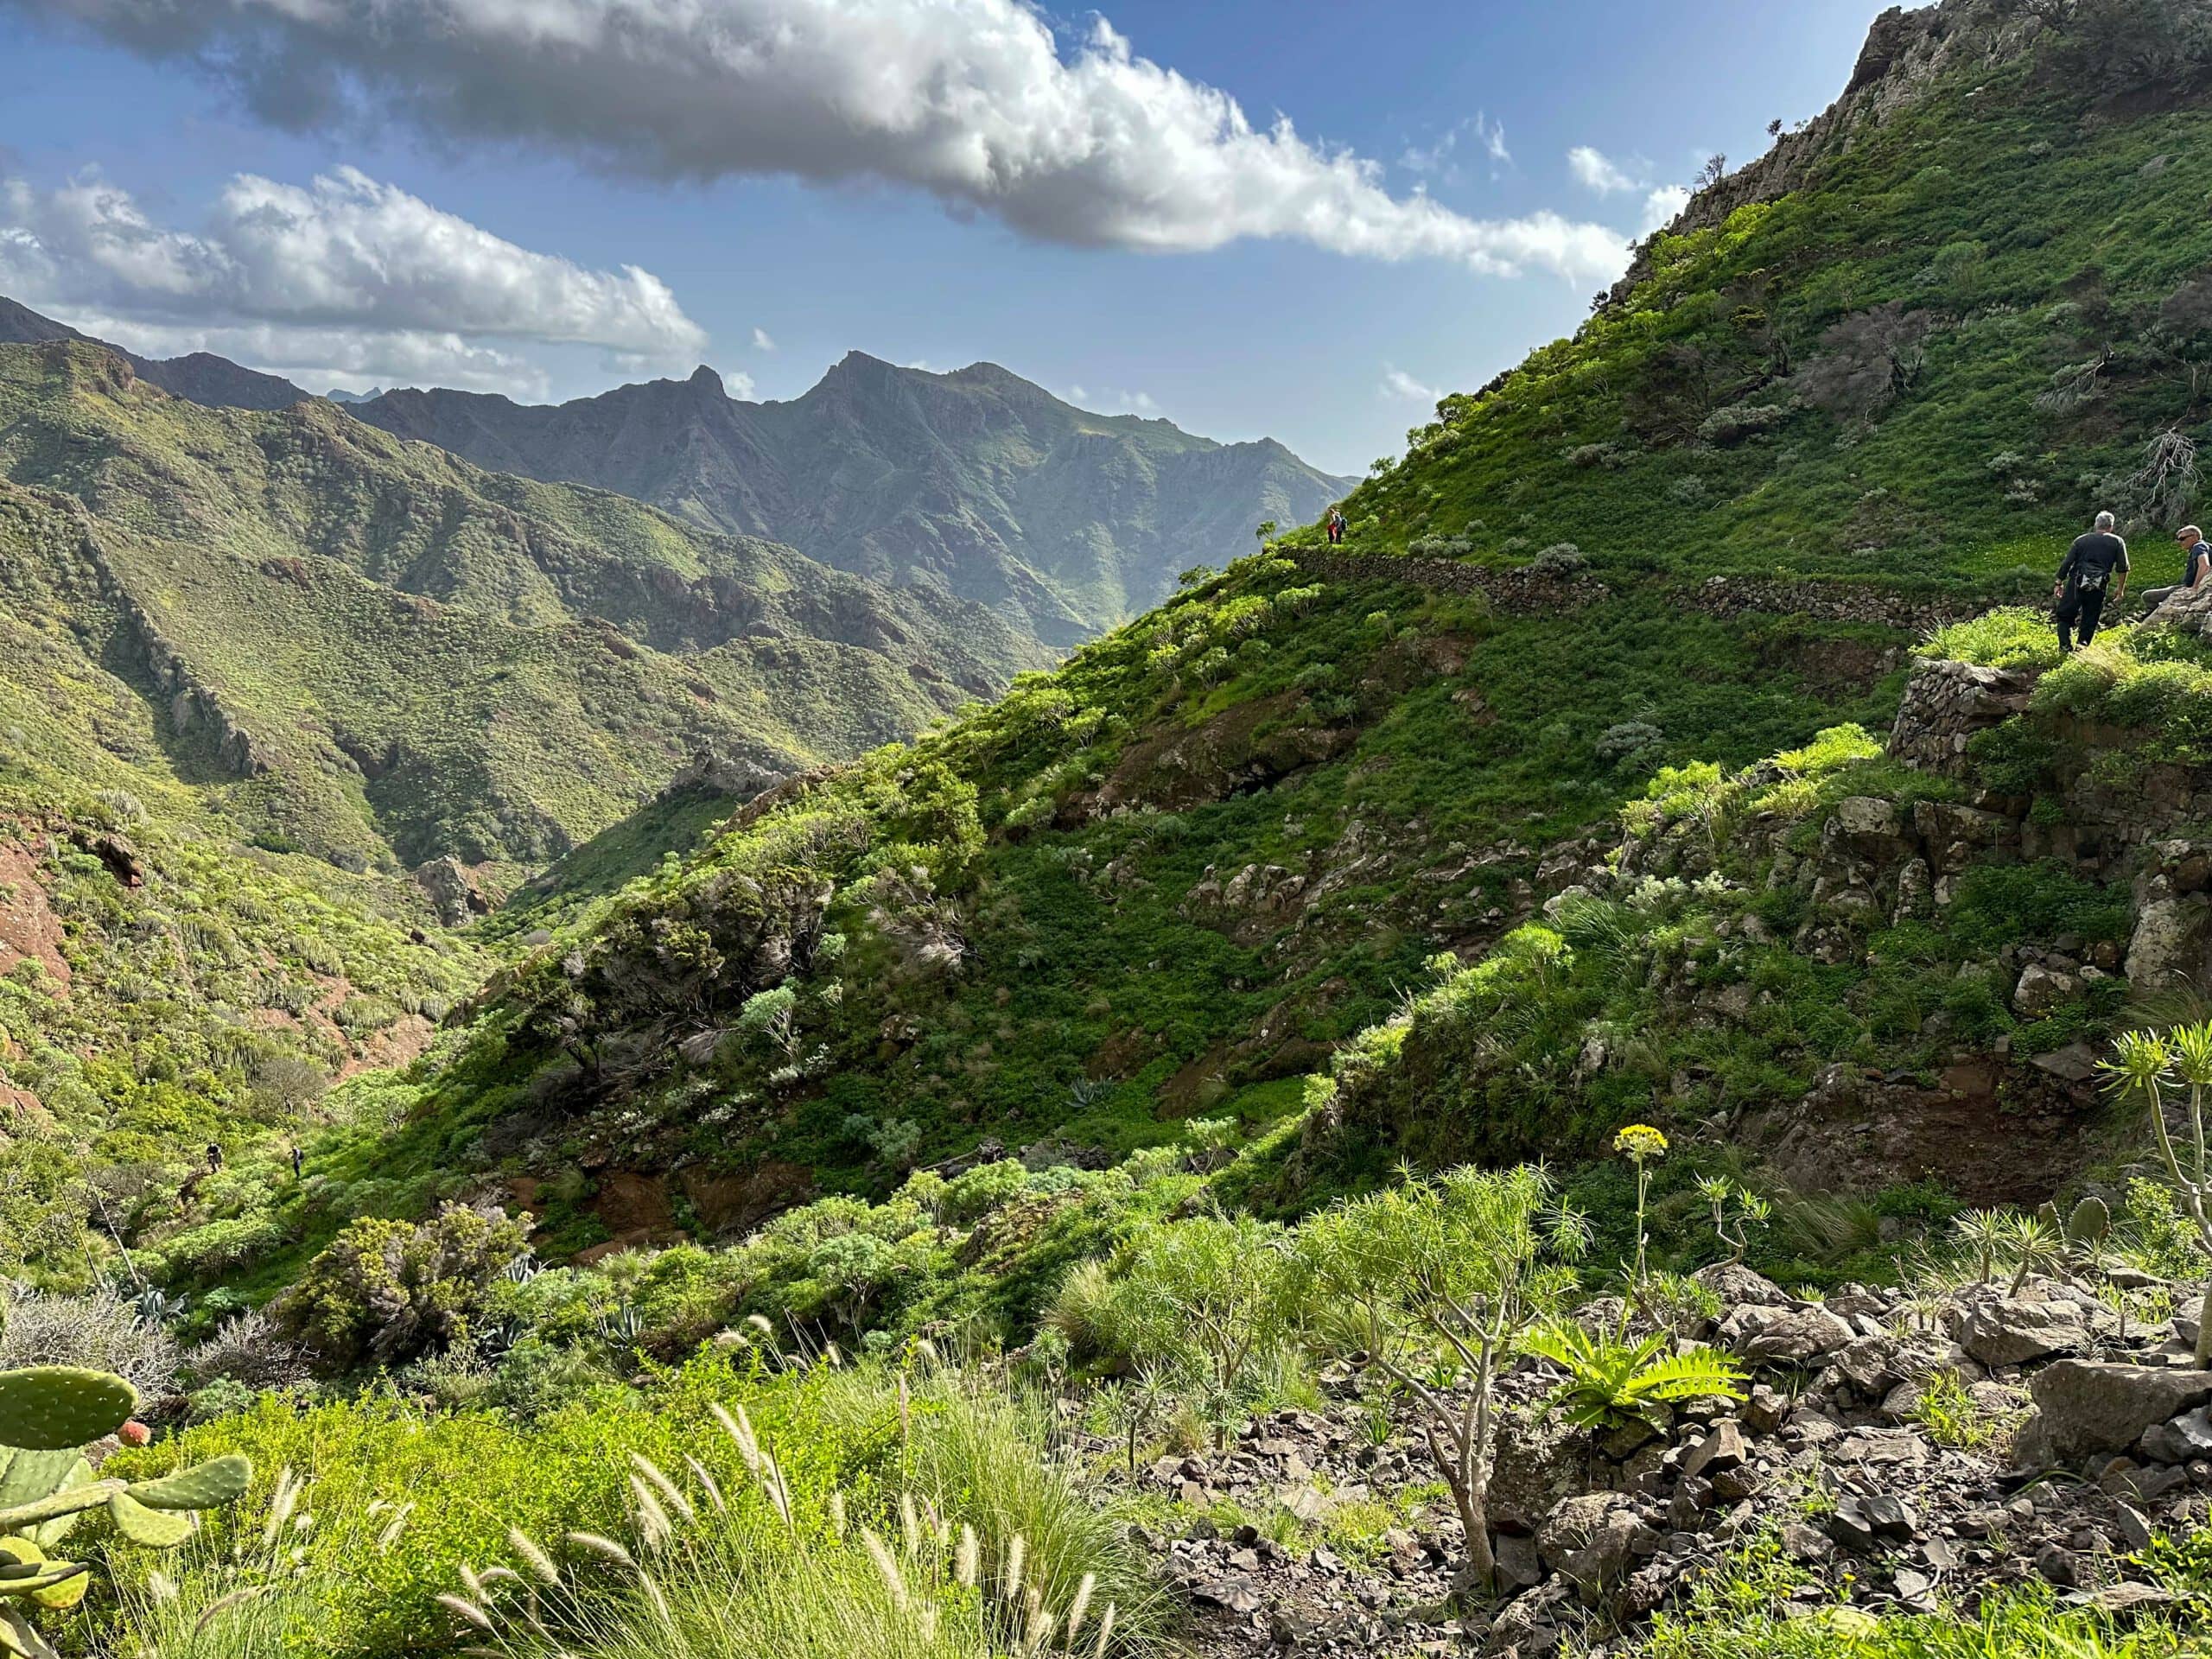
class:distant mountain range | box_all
[2,296,1352,652]
[0,334,1045,875]
[354,357,1355,648]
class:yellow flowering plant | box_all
[1613,1123,1669,1332]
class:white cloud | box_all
[1401,113,1510,181]
[751,327,776,351]
[1566,146,1691,239]
[1641,185,1692,234]
[724,367,758,397]
[1567,146,1638,195]
[1065,383,1158,415]
[12,0,1632,284]
[0,165,705,396]
[67,312,556,397]
[1382,366,1443,404]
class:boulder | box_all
[2127,894,2212,993]
[1692,1262,1791,1308]
[1945,1287,2090,1367]
[1681,1420,1748,1481]
[1719,1303,1855,1367]
[1535,1492,1620,1567]
[2013,1361,2212,1468]
[1489,1408,1597,1535]
[2013,962,2075,1018]
[2140,1404,2212,1465]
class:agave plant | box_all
[1522,1321,1747,1431]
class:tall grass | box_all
[439,1366,1163,1659]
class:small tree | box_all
[1295,1166,1586,1592]
[2103,1024,2212,1364]
[1253,519,1279,548]
[738,983,800,1058]
[1112,1216,1295,1445]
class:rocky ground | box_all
[1085,1262,2212,1656]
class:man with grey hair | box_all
[2054,510,2129,652]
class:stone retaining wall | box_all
[1287,549,1984,632]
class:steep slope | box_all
[0,340,1046,876]
[271,0,2212,1262]
[0,485,489,1276]
[355,354,1357,649]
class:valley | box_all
[5,1,2212,1656]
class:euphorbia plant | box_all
[1295,1165,1586,1594]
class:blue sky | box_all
[0,0,1891,474]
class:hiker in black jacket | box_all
[2055,511,2129,652]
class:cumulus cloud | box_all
[0,165,706,394]
[751,327,776,352]
[1381,366,1443,404]
[1567,145,1691,239]
[1641,184,1692,234]
[1567,146,1638,195]
[7,0,1633,284]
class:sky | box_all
[0,0,1896,475]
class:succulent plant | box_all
[2035,1195,2114,1263]
[0,1366,251,1658]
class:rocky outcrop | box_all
[1600,0,2179,308]
[1128,1265,2212,1658]
[1887,658,2039,776]
[414,855,493,927]
[658,748,785,802]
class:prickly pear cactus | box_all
[0,1365,252,1656]
[2068,1195,2112,1249]
[0,1370,134,1454]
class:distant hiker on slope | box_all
[2140,524,2212,615]
[1326,508,1346,546]
[2055,510,2128,652]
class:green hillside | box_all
[0,340,1047,876]
[278,0,2212,1252]
[23,8,2212,1659]
[0,340,1040,1282]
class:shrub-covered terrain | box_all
[13,3,2212,1656]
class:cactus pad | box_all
[126,1453,251,1512]
[0,1371,135,1453]
[2069,1195,2112,1246]
[105,1494,192,1548]
[0,1540,86,1611]
[0,1455,76,1515]
[0,1452,91,1552]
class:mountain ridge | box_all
[353,352,1357,649]
[0,335,1048,876]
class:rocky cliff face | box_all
[356,355,1357,650]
